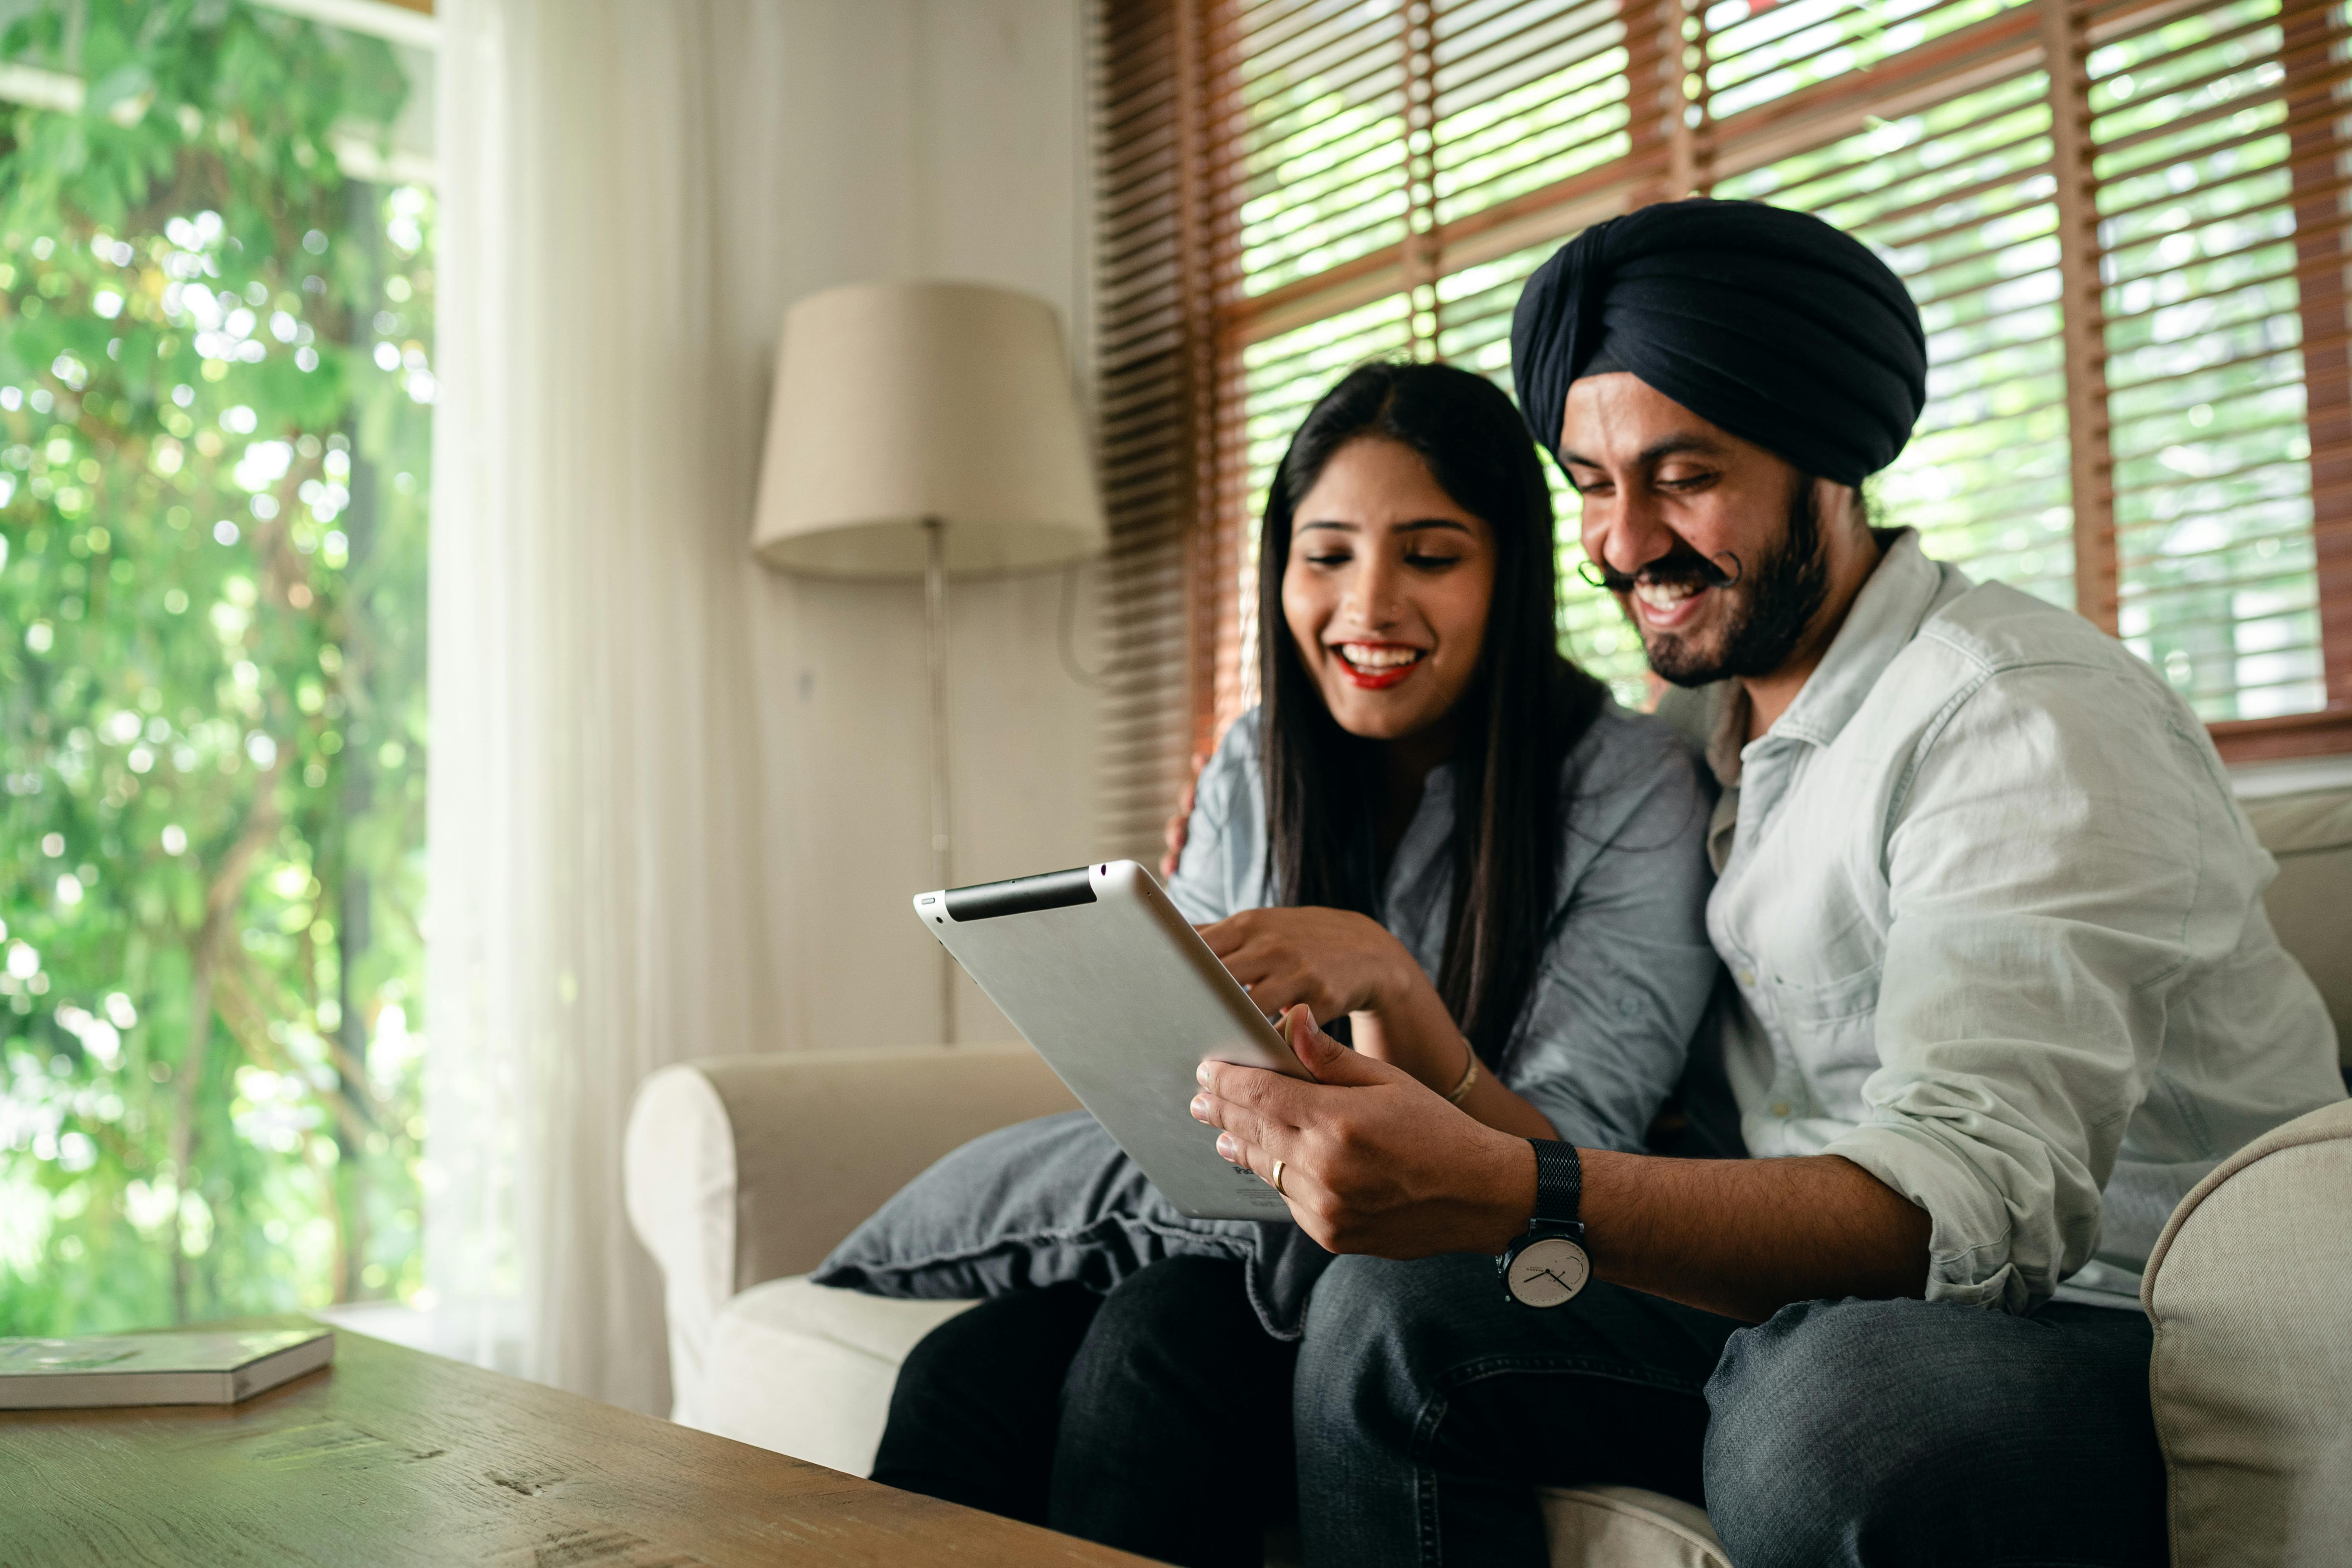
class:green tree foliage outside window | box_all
[0,0,431,1332]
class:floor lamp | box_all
[749,281,1105,1045]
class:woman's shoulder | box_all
[1195,706,1265,807]
[1165,708,1267,920]
[1214,705,1265,766]
[1553,697,1715,856]
[1181,708,1265,844]
[1561,696,1710,797]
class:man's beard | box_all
[1634,476,1832,688]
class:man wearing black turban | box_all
[1512,197,1928,491]
[1193,197,2341,1567]
[1510,196,1929,700]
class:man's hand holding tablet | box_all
[916,860,1318,1221]
[1190,1004,1539,1259]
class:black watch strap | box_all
[1529,1139,1584,1234]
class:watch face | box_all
[1506,1235,1590,1308]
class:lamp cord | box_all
[924,519,956,1046]
[1058,559,1134,687]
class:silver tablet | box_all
[914,859,1310,1221]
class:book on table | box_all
[0,1326,334,1408]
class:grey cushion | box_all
[811,1111,1334,1338]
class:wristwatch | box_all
[1500,1139,1589,1308]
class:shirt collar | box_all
[1758,527,1954,753]
[1704,683,1749,788]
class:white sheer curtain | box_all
[425,0,779,1413]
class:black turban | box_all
[1510,198,1927,486]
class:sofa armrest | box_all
[2143,1098,2352,1567]
[623,1042,1077,1423]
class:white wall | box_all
[714,0,1100,1052]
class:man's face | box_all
[1557,373,1836,687]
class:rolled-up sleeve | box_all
[1506,720,1721,1152]
[1825,662,2232,1312]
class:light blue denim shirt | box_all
[1166,701,1721,1153]
[1661,530,2345,1313]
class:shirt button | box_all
[1738,968,1755,986]
[1771,1102,1791,1117]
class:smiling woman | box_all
[1256,362,1607,1069]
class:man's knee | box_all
[1703,1297,2031,1564]
[1299,1252,1421,1347]
[1293,1253,1497,1447]
[1296,1253,1492,1372]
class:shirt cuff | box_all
[1824,1121,2043,1314]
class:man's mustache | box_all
[1577,546,1745,594]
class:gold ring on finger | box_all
[1270,1158,1287,1196]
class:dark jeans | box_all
[871,1255,1296,1568]
[1295,1252,2169,1568]
[877,1250,2167,1568]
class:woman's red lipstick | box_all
[1330,642,1427,689]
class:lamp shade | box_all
[750,280,1106,578]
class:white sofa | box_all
[626,783,2351,1567]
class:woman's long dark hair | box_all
[1260,360,1605,1067]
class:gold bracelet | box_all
[1445,1045,1479,1104]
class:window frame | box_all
[1098,0,2352,778]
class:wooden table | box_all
[0,1318,1158,1567]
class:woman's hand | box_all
[1201,908,1562,1140]
[1191,1006,1535,1258]
[1197,906,1419,1028]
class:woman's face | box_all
[1281,437,1496,743]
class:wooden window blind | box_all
[1094,0,2352,813]
[1094,0,1215,858]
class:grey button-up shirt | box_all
[1167,701,1721,1153]
[1662,530,2345,1312]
